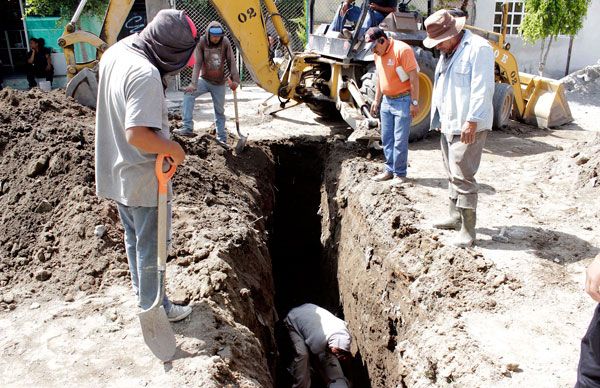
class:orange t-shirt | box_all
[374,39,417,96]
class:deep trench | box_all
[267,142,371,388]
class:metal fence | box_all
[173,0,305,87]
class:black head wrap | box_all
[127,9,198,78]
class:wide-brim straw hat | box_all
[423,9,466,49]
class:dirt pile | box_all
[0,88,278,386]
[570,133,600,189]
[546,132,600,190]
[562,62,600,104]
[0,88,126,302]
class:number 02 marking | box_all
[238,8,257,23]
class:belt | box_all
[386,92,410,99]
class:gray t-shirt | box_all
[95,37,170,207]
[285,303,351,355]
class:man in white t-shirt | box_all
[95,10,198,322]
[284,303,353,388]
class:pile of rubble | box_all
[561,62,600,104]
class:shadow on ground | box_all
[477,225,599,264]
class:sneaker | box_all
[392,176,409,185]
[371,171,393,182]
[173,128,195,137]
[341,28,352,39]
[166,304,192,322]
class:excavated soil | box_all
[0,88,117,296]
[1,84,599,387]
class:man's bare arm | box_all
[126,126,186,166]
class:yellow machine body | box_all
[466,2,573,128]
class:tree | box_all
[520,0,591,76]
[26,0,107,21]
[435,0,470,12]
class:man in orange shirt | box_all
[366,27,419,184]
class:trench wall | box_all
[320,143,509,386]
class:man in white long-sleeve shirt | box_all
[284,303,352,388]
[424,9,494,248]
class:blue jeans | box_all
[330,4,386,37]
[577,304,600,387]
[380,95,411,177]
[182,78,227,142]
[117,203,172,311]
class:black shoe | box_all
[216,139,231,150]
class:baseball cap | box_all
[365,27,387,43]
[208,26,225,37]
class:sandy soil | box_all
[1,83,599,387]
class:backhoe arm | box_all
[59,0,136,79]
[209,0,288,96]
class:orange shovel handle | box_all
[155,154,176,194]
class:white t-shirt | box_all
[286,303,351,355]
[95,37,170,207]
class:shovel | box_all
[232,88,247,154]
[138,154,177,361]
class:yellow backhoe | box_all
[466,2,572,128]
[60,0,572,136]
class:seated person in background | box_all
[26,38,54,89]
[330,0,398,38]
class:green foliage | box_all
[435,0,462,9]
[26,0,107,23]
[520,0,591,42]
[290,0,307,47]
[291,15,306,47]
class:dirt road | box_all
[1,85,599,386]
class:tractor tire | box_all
[492,83,514,129]
[359,64,378,104]
[409,47,436,142]
[306,100,341,120]
[359,47,437,142]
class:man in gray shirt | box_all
[95,10,198,321]
[284,303,353,387]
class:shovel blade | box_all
[138,305,176,361]
[235,135,247,154]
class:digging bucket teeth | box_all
[519,72,573,128]
[66,67,99,108]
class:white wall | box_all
[473,0,600,79]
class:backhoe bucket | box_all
[519,73,573,128]
[66,67,99,108]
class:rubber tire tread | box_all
[492,83,515,129]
